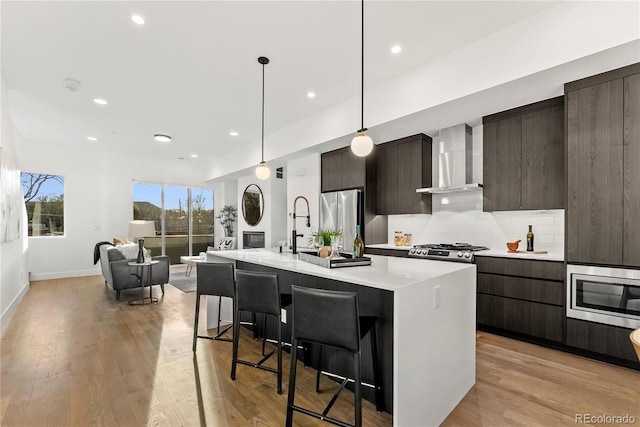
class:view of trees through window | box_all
[133,182,214,264]
[21,172,64,237]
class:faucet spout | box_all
[292,196,311,254]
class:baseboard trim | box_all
[1,280,30,337]
[29,268,102,281]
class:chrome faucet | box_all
[292,196,310,254]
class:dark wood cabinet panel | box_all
[483,97,564,212]
[397,139,430,213]
[624,73,640,267]
[483,116,522,211]
[321,149,343,192]
[476,257,564,343]
[477,294,564,342]
[376,134,431,215]
[376,143,397,215]
[477,293,504,329]
[521,104,564,210]
[320,147,366,192]
[477,273,564,306]
[566,79,624,265]
[475,257,564,281]
[566,318,639,363]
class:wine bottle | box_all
[526,225,534,252]
[353,225,364,258]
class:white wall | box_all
[388,124,564,255]
[0,76,30,333]
[286,153,320,250]
[207,1,640,180]
[236,168,287,250]
[212,180,238,245]
[16,137,214,280]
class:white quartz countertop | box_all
[207,248,474,292]
[366,243,412,251]
[476,249,564,262]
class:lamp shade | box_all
[351,132,374,157]
[255,162,271,180]
[128,220,156,240]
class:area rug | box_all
[168,271,197,293]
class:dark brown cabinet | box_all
[565,64,640,266]
[476,256,565,343]
[320,146,387,245]
[566,318,639,363]
[376,134,432,215]
[321,147,366,192]
[483,97,564,212]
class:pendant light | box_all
[255,56,271,180]
[350,0,374,157]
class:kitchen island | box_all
[206,249,476,427]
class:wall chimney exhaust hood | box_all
[416,123,482,194]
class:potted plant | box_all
[309,229,342,258]
[216,205,237,237]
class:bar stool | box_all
[192,262,236,352]
[286,285,382,427]
[231,270,291,394]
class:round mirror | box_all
[242,184,264,226]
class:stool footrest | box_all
[236,358,278,374]
[290,404,354,427]
[318,370,377,390]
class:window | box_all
[20,172,64,237]
[133,182,214,264]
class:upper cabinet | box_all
[483,97,564,212]
[566,63,640,266]
[320,147,367,192]
[376,134,432,215]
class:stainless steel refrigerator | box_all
[319,189,363,252]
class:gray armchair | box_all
[101,245,169,301]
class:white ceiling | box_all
[2,1,564,166]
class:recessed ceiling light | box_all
[229,131,239,136]
[154,134,171,143]
[93,98,108,105]
[87,136,97,141]
[131,15,145,25]
[391,45,402,54]
[307,91,316,98]
[190,154,198,158]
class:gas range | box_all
[408,243,489,263]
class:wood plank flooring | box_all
[1,274,639,426]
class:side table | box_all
[128,260,159,305]
[180,255,207,277]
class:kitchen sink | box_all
[298,251,372,268]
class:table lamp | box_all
[128,220,156,263]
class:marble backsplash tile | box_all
[387,191,564,254]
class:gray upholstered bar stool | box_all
[231,270,291,394]
[192,262,236,352]
[286,285,382,427]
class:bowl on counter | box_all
[506,240,520,253]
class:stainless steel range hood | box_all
[416,123,482,194]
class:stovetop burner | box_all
[413,243,489,251]
[409,242,489,262]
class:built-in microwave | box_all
[567,264,640,329]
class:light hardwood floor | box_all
[1,274,639,427]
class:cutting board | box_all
[508,250,548,254]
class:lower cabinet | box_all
[477,294,564,342]
[476,257,565,343]
[566,318,639,363]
